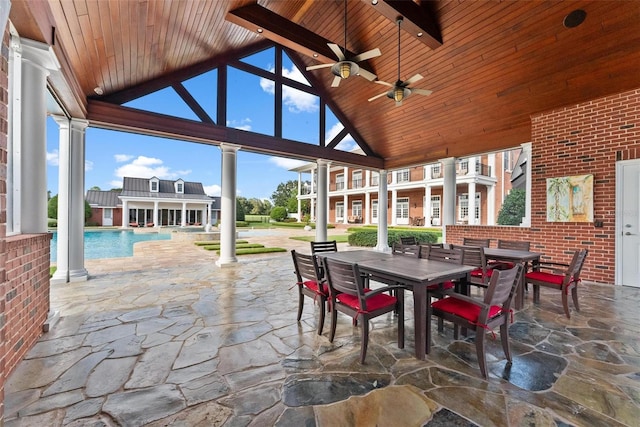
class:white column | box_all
[441,157,457,243]
[364,191,370,225]
[342,193,348,224]
[365,170,371,188]
[153,201,159,227]
[391,189,397,226]
[315,159,328,241]
[181,202,187,227]
[521,142,532,227]
[424,185,432,226]
[310,168,315,194]
[488,153,496,225]
[122,200,129,228]
[217,143,240,266]
[297,172,302,222]
[310,198,316,222]
[51,117,89,283]
[14,38,60,233]
[468,181,477,225]
[468,156,477,176]
[374,170,390,253]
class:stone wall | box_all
[446,88,640,284]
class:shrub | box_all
[282,217,297,223]
[348,229,438,247]
[47,218,58,228]
[497,188,526,225]
[245,215,270,223]
[235,221,248,227]
[270,206,288,222]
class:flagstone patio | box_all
[4,229,640,426]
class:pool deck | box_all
[4,227,640,426]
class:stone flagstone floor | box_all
[4,228,640,426]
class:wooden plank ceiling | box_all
[10,0,640,169]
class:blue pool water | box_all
[50,230,171,261]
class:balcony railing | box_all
[456,163,492,177]
[351,179,363,189]
[335,182,345,191]
[301,186,313,195]
[431,170,443,179]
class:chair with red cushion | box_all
[452,244,493,290]
[322,257,405,364]
[310,240,338,255]
[431,264,524,379]
[291,250,329,335]
[462,237,490,248]
[489,240,531,270]
[525,249,588,319]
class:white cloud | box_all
[203,184,221,196]
[268,156,307,170]
[109,180,123,188]
[260,65,318,114]
[114,154,134,163]
[47,150,59,166]
[326,122,356,151]
[85,160,94,172]
[113,156,191,180]
[226,118,252,131]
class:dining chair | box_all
[322,256,405,364]
[462,237,490,248]
[430,264,524,379]
[418,242,444,259]
[291,250,329,335]
[525,249,588,318]
[392,243,420,258]
[400,236,418,245]
[488,240,532,270]
[452,244,493,290]
[424,247,464,331]
[310,240,338,254]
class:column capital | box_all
[70,118,90,130]
[439,157,457,166]
[19,37,60,72]
[316,158,329,166]
[220,143,241,152]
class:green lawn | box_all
[289,235,350,243]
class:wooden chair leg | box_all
[360,316,369,364]
[500,322,511,362]
[329,305,338,342]
[476,328,488,379]
[297,291,304,321]
[533,284,540,303]
[397,292,405,349]
[317,299,325,335]
[561,289,571,318]
[571,286,580,312]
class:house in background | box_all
[85,177,221,227]
[86,190,123,226]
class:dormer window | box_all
[150,177,159,193]
[175,179,184,194]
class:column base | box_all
[216,257,238,267]
[374,244,391,253]
[51,269,89,284]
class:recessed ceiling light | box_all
[371,0,378,4]
[563,9,586,28]
[257,28,263,33]
[94,87,103,95]
[417,32,423,37]
[313,53,318,58]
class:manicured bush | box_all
[236,221,248,227]
[48,218,58,228]
[348,229,438,247]
[245,215,271,223]
[215,247,287,255]
[200,243,265,251]
[270,206,288,222]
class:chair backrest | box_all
[400,236,418,245]
[565,249,589,283]
[310,240,338,254]
[484,263,524,309]
[418,243,444,259]
[452,244,486,269]
[291,250,322,283]
[392,243,420,258]
[497,239,531,251]
[322,257,364,301]
[426,247,463,265]
[462,237,490,247]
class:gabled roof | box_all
[120,177,212,201]
[86,190,122,208]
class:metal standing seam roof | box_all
[85,190,122,207]
[119,177,213,201]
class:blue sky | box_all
[46,47,356,200]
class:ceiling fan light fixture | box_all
[393,87,404,102]
[340,62,351,78]
[332,61,359,79]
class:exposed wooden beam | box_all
[87,100,384,170]
[226,3,377,77]
[364,0,442,50]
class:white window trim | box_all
[336,201,344,220]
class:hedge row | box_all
[348,229,438,247]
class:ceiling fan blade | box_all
[405,73,424,85]
[357,68,377,82]
[306,63,335,71]
[375,80,394,88]
[352,48,381,63]
[412,88,434,96]
[328,43,346,61]
[368,92,388,102]
[331,75,342,87]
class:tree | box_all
[270,206,287,222]
[89,186,101,191]
[85,200,92,222]
[271,180,298,208]
[48,195,58,219]
[497,188,526,225]
[236,198,245,221]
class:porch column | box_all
[487,153,496,225]
[153,201,159,227]
[315,159,328,241]
[521,142,532,227]
[424,185,432,226]
[364,191,370,225]
[441,157,457,243]
[122,200,129,228]
[217,143,240,266]
[51,117,89,284]
[374,170,390,253]
[297,173,302,221]
[181,202,187,227]
[468,181,477,225]
[342,193,348,224]
[310,198,315,222]
[391,189,397,226]
[15,38,59,233]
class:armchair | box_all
[291,250,329,335]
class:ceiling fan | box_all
[306,0,381,87]
[368,17,433,106]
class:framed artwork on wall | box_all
[546,174,594,222]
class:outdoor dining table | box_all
[484,247,542,309]
[321,250,474,360]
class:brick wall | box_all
[447,88,640,284]
[0,20,7,426]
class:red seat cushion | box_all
[336,291,397,312]
[427,281,455,291]
[470,268,494,278]
[431,297,502,323]
[303,280,328,295]
[525,271,563,287]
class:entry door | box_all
[616,160,640,287]
[102,208,113,226]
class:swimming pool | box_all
[50,230,171,261]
